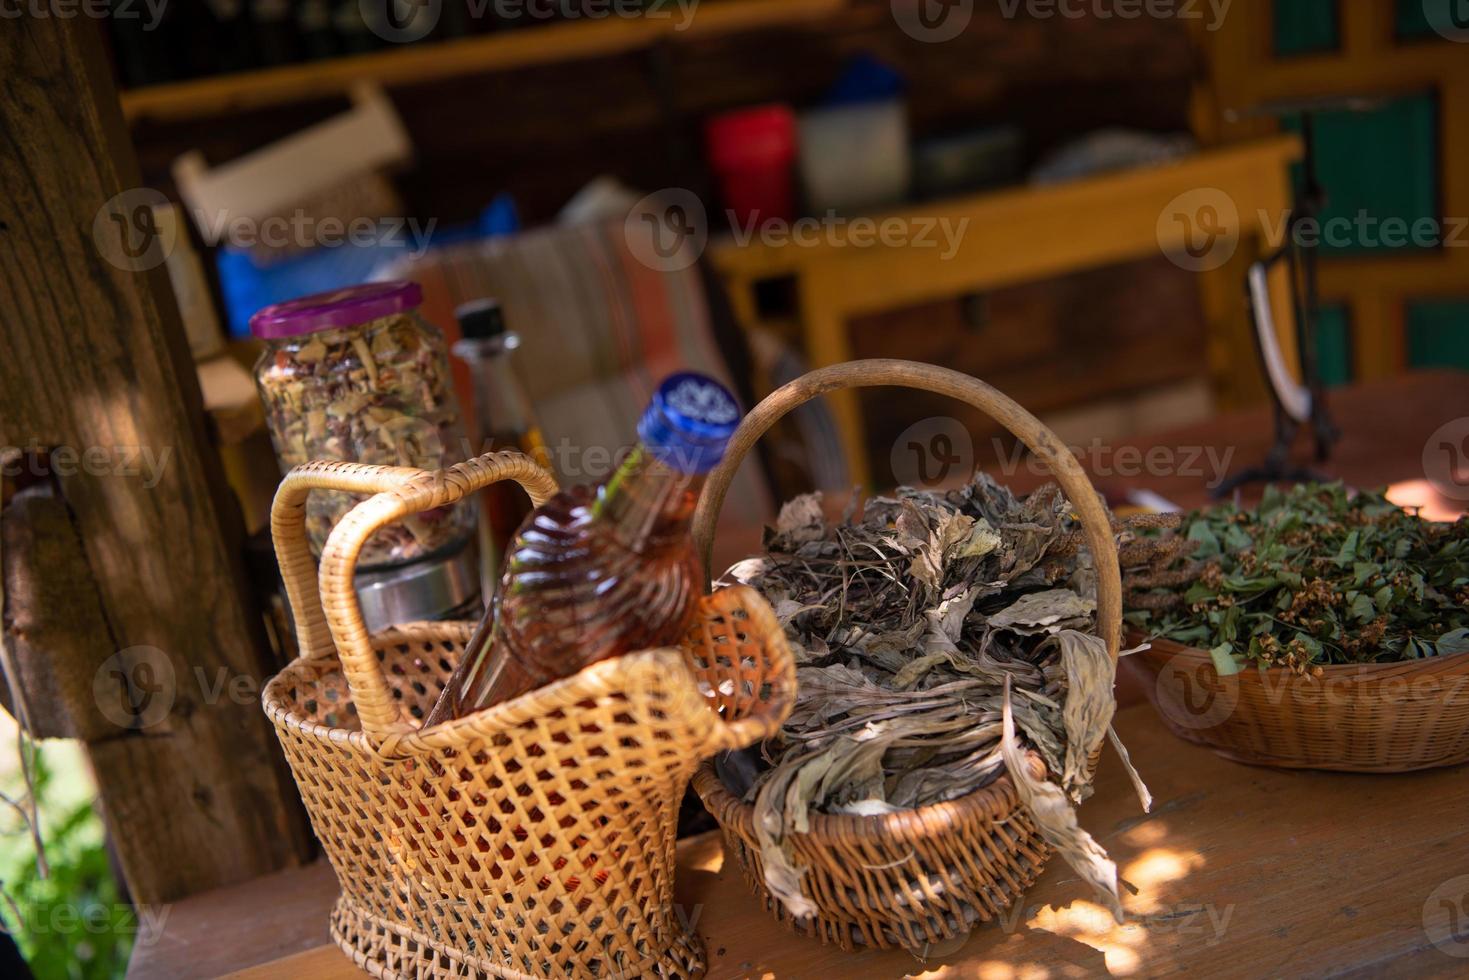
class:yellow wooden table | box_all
[127,702,1469,979]
[710,136,1305,486]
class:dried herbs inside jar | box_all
[721,473,1149,921]
[1124,482,1469,675]
[252,283,471,567]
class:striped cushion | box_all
[380,219,774,525]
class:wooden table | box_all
[128,702,1469,979]
[998,368,1469,513]
[706,369,1469,576]
[711,136,1305,486]
[129,371,1469,978]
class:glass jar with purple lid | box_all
[252,281,472,568]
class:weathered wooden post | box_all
[0,17,310,904]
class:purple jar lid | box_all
[249,281,424,339]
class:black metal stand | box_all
[1213,109,1341,498]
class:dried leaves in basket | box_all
[721,473,1147,920]
[1125,483,1469,675]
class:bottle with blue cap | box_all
[425,372,742,723]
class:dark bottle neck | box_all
[594,446,703,553]
[456,334,535,443]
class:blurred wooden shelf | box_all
[118,0,845,124]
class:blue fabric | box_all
[217,196,522,337]
[217,244,393,337]
[824,53,906,105]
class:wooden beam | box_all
[0,19,311,903]
[710,136,1304,299]
[1,480,117,741]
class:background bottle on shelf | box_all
[333,0,382,54]
[251,0,299,67]
[194,0,256,79]
[295,0,340,61]
[423,371,741,725]
[436,0,472,40]
[452,299,550,592]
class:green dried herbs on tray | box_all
[1124,483,1469,676]
[721,473,1149,921]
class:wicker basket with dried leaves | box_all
[689,361,1150,952]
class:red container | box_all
[705,104,797,228]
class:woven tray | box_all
[262,454,796,979]
[687,359,1123,952]
[1130,633,1469,772]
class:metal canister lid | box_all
[353,538,481,633]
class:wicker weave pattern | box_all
[1132,636,1469,772]
[693,754,1050,950]
[687,360,1123,952]
[262,454,796,978]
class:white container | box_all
[797,99,911,215]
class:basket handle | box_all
[690,586,799,755]
[692,359,1122,664]
[270,453,559,743]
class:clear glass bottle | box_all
[424,372,741,724]
[452,300,549,584]
[252,281,472,568]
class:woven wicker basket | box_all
[1130,634,1469,772]
[687,359,1124,952]
[262,454,796,979]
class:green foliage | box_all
[1127,484,1469,674]
[2,747,131,980]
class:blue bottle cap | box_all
[637,372,742,474]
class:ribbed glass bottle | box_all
[425,372,741,723]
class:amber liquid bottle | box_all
[424,372,741,724]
